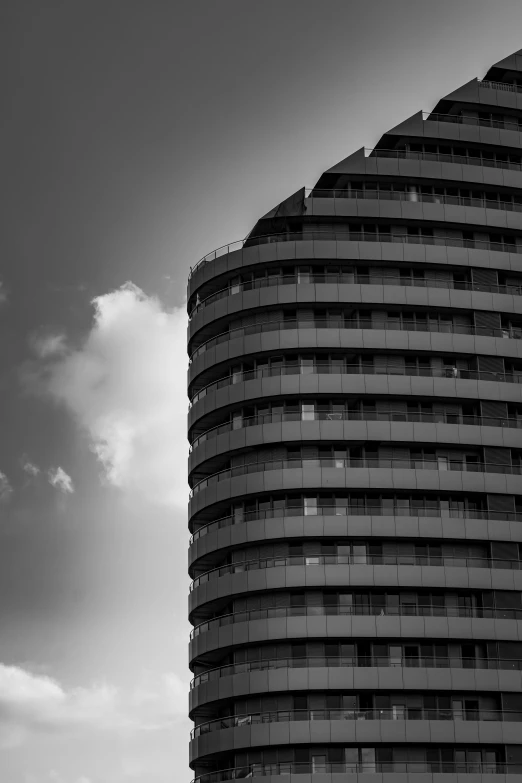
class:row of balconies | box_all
[189,553,522,592]
[190,361,522,406]
[192,706,522,740]
[190,604,522,640]
[190,454,522,497]
[191,655,522,689]
[189,270,522,319]
[190,504,520,543]
[188,72,522,778]
[189,408,522,451]
[189,318,522,363]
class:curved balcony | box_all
[192,760,516,782]
[189,318,522,363]
[190,553,522,592]
[190,506,522,544]
[189,228,522,279]
[190,456,522,497]
[367,147,522,172]
[192,706,520,740]
[190,603,522,640]
[189,270,522,319]
[190,364,522,406]
[190,409,522,452]
[480,79,522,93]
[191,654,522,689]
[424,111,522,132]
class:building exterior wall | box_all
[187,51,522,782]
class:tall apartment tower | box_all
[188,51,522,782]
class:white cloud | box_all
[0,664,187,749]
[0,471,13,502]
[33,282,188,509]
[30,332,67,359]
[48,467,74,494]
[22,459,40,477]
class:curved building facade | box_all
[187,51,522,782]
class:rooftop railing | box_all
[190,553,521,591]
[191,655,522,689]
[189,318,522,363]
[189,271,522,319]
[190,603,522,639]
[192,760,515,782]
[190,456,522,498]
[190,409,522,451]
[191,706,519,739]
[189,364,522,407]
[189,506,522,545]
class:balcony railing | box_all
[367,146,522,172]
[190,409,522,451]
[190,456,522,497]
[189,318,522,363]
[192,760,515,782]
[189,506,522,544]
[424,110,522,131]
[189,227,522,278]
[189,271,522,319]
[190,553,521,591]
[191,655,522,689]
[480,79,522,93]
[191,706,519,739]
[190,603,522,639]
[189,364,522,407]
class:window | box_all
[301,402,315,421]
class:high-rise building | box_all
[187,50,522,782]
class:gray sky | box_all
[2,1,522,781]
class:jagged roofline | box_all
[324,49,522,178]
[484,47,522,79]
[248,48,522,227]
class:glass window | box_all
[361,748,376,772]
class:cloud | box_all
[48,467,74,494]
[30,331,67,359]
[0,471,13,502]
[0,664,187,749]
[30,283,188,509]
[22,459,40,477]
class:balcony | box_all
[192,760,515,782]
[480,79,522,93]
[189,271,522,319]
[191,654,522,689]
[191,706,519,740]
[190,505,522,544]
[190,318,522,364]
[189,227,522,279]
[190,409,522,451]
[424,110,522,132]
[190,364,522,407]
[190,603,522,640]
[367,146,522,172]
[190,552,522,592]
[190,456,522,497]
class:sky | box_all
[2,1,522,781]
